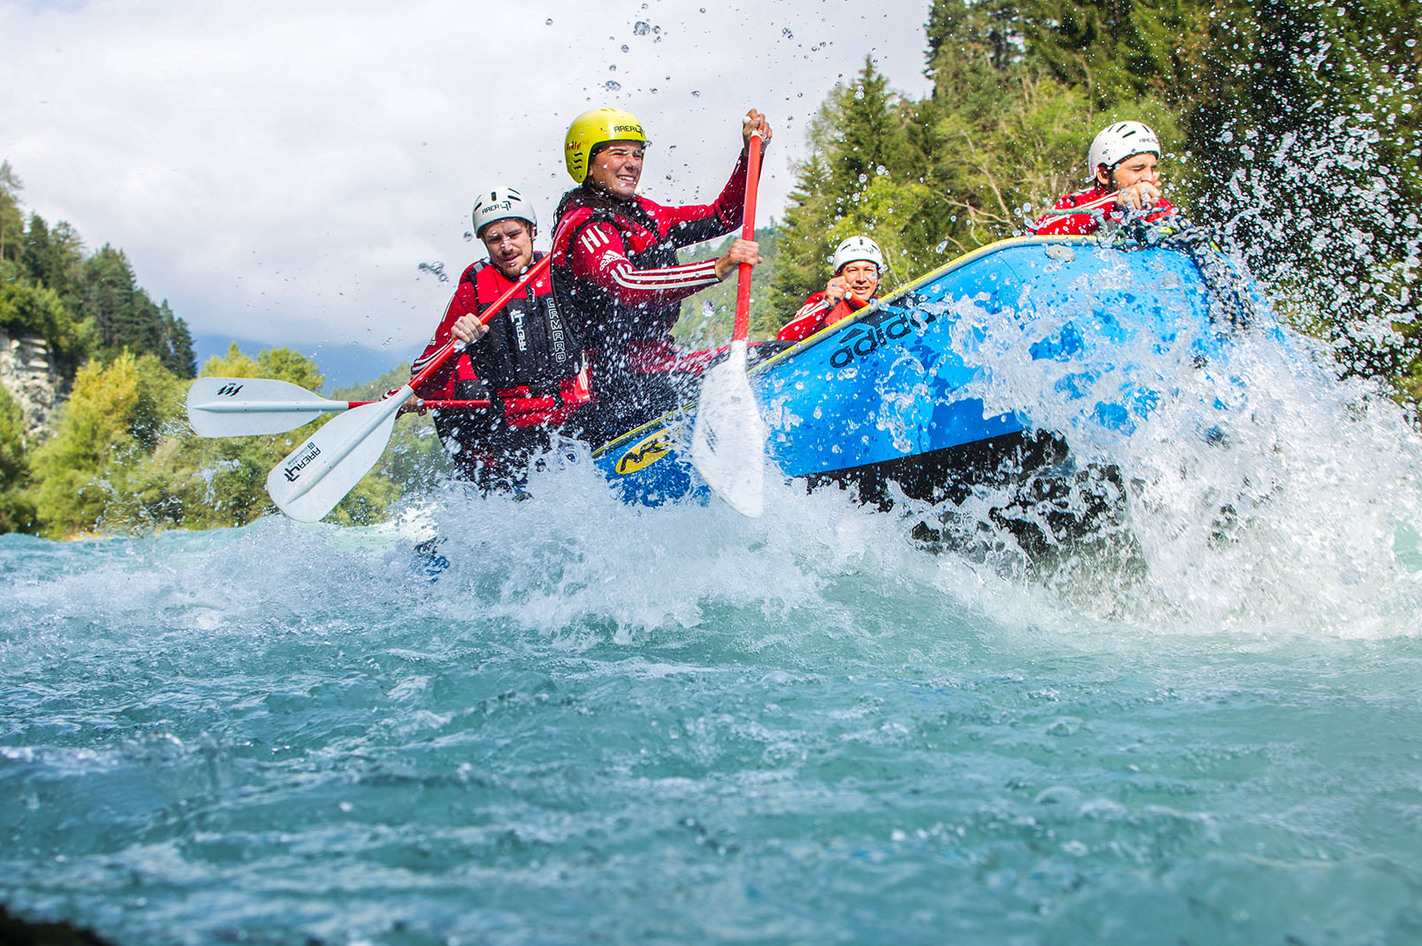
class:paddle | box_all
[1036,189,1120,223]
[265,252,553,522]
[187,376,489,437]
[690,132,767,518]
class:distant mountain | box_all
[193,333,418,392]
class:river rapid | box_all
[4,316,1422,945]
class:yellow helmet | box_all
[564,107,648,183]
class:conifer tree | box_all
[770,57,923,317]
[21,214,86,307]
[0,162,22,266]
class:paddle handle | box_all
[1037,189,1120,221]
[733,132,763,343]
[404,252,555,396]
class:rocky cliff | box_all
[0,329,63,441]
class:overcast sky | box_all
[1,0,935,357]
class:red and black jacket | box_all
[548,148,757,375]
[1032,184,1176,236]
[411,252,590,427]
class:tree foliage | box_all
[0,163,197,385]
[0,384,35,534]
[19,345,401,537]
[0,162,23,267]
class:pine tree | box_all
[770,57,923,318]
[157,301,196,378]
[22,214,86,305]
[0,161,23,267]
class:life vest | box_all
[435,255,592,432]
[549,201,684,360]
[464,255,582,391]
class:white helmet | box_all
[1087,121,1161,180]
[832,235,884,274]
[471,186,537,238]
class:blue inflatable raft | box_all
[590,229,1267,511]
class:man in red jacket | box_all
[550,106,771,444]
[411,186,592,491]
[1033,121,1176,236]
[777,236,884,342]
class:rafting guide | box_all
[549,106,771,446]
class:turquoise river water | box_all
[3,324,1422,945]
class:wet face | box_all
[586,140,644,200]
[838,260,880,303]
[1100,151,1161,191]
[480,218,535,280]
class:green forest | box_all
[2,0,1419,538]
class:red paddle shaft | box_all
[397,252,555,398]
[733,132,763,342]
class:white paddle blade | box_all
[691,343,766,518]
[187,377,347,437]
[265,393,405,522]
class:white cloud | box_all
[1,0,932,354]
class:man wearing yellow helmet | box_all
[550,106,772,443]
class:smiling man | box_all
[777,236,885,343]
[411,186,592,491]
[550,106,772,444]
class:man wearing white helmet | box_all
[411,186,592,490]
[777,236,884,342]
[1034,121,1176,236]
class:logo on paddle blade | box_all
[216,383,244,396]
[615,430,673,475]
[282,442,321,482]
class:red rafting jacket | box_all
[550,148,756,374]
[1032,184,1176,236]
[777,291,876,343]
[410,253,590,428]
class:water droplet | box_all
[782,27,793,38]
[634,20,650,35]
[544,17,553,25]
[609,64,617,71]
[621,44,629,53]
[604,80,622,91]
[691,90,700,97]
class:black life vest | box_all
[465,254,581,392]
[549,194,688,360]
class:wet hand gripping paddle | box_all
[186,376,488,437]
[690,131,767,518]
[264,253,553,523]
